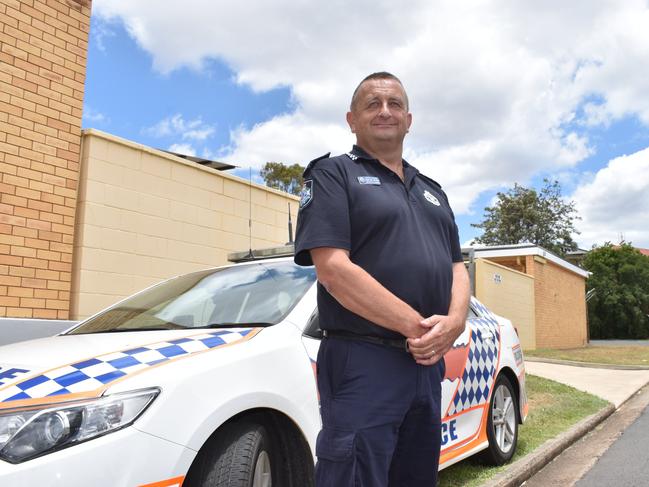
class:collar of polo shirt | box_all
[348,145,419,183]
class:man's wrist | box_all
[447,312,466,332]
[399,312,425,337]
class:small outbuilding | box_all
[472,244,589,351]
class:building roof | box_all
[82,129,300,201]
[161,150,237,171]
[471,243,590,278]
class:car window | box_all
[69,261,316,334]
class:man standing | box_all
[294,72,470,486]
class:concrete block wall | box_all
[475,258,536,349]
[0,0,91,319]
[71,130,300,320]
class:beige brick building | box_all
[474,244,590,350]
[1,0,91,320]
[1,0,301,323]
[73,130,299,319]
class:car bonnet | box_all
[0,327,261,411]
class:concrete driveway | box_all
[525,361,649,407]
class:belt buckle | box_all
[404,339,410,353]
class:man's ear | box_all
[406,112,412,133]
[346,111,356,133]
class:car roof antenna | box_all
[245,166,253,260]
[287,202,294,245]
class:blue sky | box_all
[84,1,649,249]
[84,20,293,165]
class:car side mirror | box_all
[302,309,323,339]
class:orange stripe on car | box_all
[443,330,473,418]
[443,402,486,422]
[138,475,185,487]
[440,431,488,464]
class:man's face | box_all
[346,78,412,148]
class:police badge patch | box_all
[424,190,441,206]
[299,180,313,209]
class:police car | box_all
[0,257,527,486]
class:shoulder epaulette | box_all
[303,152,331,176]
[418,173,443,190]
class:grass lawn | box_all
[437,374,609,487]
[525,346,649,366]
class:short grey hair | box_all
[350,72,409,111]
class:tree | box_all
[260,162,304,195]
[583,243,649,339]
[471,179,580,256]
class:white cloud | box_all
[222,113,353,168]
[82,106,108,124]
[167,143,197,157]
[94,0,649,216]
[144,114,215,141]
[90,16,116,52]
[581,102,613,128]
[573,147,649,248]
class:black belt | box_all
[322,330,409,352]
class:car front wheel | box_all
[186,421,273,487]
[482,374,518,465]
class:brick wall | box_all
[0,0,90,319]
[72,130,300,320]
[528,255,588,349]
[487,253,588,349]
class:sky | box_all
[83,0,649,250]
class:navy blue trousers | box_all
[315,336,444,487]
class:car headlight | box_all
[0,388,159,463]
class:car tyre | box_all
[187,421,273,487]
[481,374,518,465]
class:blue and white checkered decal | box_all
[0,329,255,405]
[447,304,501,416]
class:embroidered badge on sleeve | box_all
[299,180,313,209]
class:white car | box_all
[0,258,527,487]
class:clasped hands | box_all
[404,315,464,366]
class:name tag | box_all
[357,176,381,185]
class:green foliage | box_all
[259,161,304,195]
[471,179,579,256]
[583,243,649,339]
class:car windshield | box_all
[68,261,316,334]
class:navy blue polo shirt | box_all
[294,145,463,339]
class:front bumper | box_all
[0,426,195,487]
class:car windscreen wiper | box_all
[201,322,275,329]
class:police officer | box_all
[294,72,470,487]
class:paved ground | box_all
[525,361,649,407]
[522,383,649,487]
[575,401,649,486]
[483,361,649,487]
